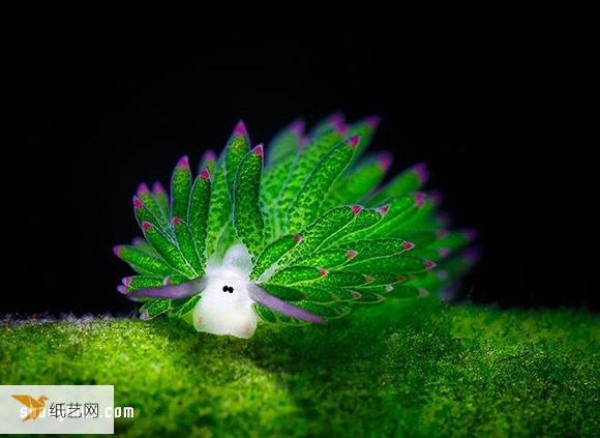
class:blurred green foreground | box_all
[1,300,598,437]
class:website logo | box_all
[1,385,117,434]
[10,395,48,421]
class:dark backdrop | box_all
[6,29,594,314]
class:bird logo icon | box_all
[11,394,49,421]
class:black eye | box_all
[222,285,234,293]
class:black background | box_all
[5,23,594,314]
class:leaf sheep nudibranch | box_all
[114,114,477,338]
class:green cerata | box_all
[114,114,477,338]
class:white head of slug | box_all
[124,243,324,339]
[192,244,257,339]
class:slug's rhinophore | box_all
[114,115,476,338]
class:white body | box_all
[192,244,257,339]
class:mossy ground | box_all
[1,300,598,437]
